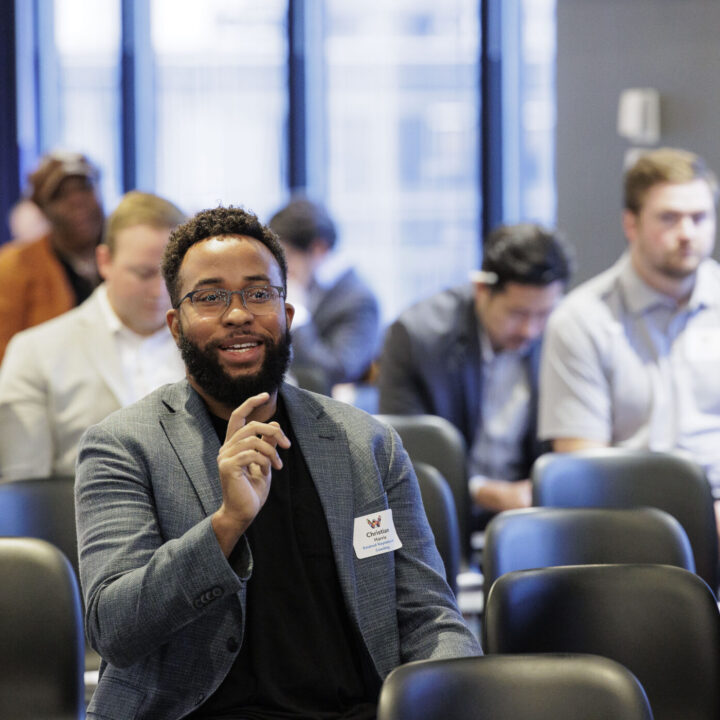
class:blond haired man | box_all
[539,148,720,522]
[0,191,187,480]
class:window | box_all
[12,1,556,323]
[501,0,556,226]
[147,0,288,218]
[323,0,480,322]
[35,0,122,204]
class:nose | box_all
[222,292,253,324]
[678,214,695,239]
[147,273,167,299]
[518,314,545,342]
[517,315,535,339]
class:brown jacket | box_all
[0,235,75,362]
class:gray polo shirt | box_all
[539,253,720,492]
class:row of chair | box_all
[5,538,718,720]
[376,415,720,720]
[376,414,719,594]
[379,561,720,720]
[379,654,655,720]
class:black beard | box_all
[177,326,292,408]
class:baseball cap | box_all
[28,151,100,208]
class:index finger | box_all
[226,392,271,441]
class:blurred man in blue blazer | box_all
[379,224,572,523]
[269,197,379,391]
[75,206,480,720]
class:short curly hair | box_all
[162,205,288,306]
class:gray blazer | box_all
[75,380,480,720]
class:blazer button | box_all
[212,587,223,598]
[193,598,204,609]
[226,636,239,652]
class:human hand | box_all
[212,393,291,555]
[470,477,532,512]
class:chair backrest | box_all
[377,654,654,720]
[532,449,718,592]
[375,414,469,562]
[0,537,84,719]
[483,506,695,592]
[413,461,461,594]
[484,563,720,720]
[0,476,78,579]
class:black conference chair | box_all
[375,414,470,563]
[0,476,101,698]
[484,564,720,720]
[483,506,695,594]
[413,461,461,594]
[0,476,78,577]
[0,537,85,719]
[377,654,654,720]
[532,448,719,592]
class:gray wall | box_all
[556,0,720,285]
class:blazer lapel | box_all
[158,380,223,516]
[454,296,482,445]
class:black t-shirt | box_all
[54,249,97,305]
[189,398,379,720]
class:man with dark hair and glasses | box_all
[75,205,480,720]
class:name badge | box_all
[353,509,402,559]
[685,327,720,362]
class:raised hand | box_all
[212,392,291,556]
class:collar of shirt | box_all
[96,283,170,347]
[95,283,124,334]
[618,252,720,316]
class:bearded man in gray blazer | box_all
[75,206,480,720]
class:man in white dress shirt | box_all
[0,191,187,480]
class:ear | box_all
[622,209,639,246]
[473,281,491,303]
[308,238,331,262]
[472,281,491,319]
[166,308,180,344]
[284,301,295,331]
[96,244,112,281]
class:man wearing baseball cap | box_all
[0,150,104,360]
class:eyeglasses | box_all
[176,286,286,316]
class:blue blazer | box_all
[75,380,480,720]
[378,283,546,477]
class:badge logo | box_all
[366,516,382,529]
